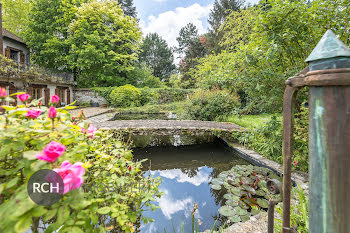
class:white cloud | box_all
[154,167,210,186]
[140,3,213,48]
[157,189,193,219]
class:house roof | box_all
[2,28,25,45]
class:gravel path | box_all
[95,119,243,131]
[69,107,113,118]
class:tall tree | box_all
[118,0,137,18]
[1,0,31,36]
[208,0,245,53]
[139,33,175,81]
[67,1,141,86]
[176,23,207,86]
[25,0,141,87]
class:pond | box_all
[133,140,250,233]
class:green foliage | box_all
[191,0,350,113]
[139,33,176,82]
[0,95,161,232]
[67,0,142,86]
[183,89,240,121]
[213,165,280,222]
[275,186,309,233]
[110,84,143,108]
[118,0,137,18]
[127,65,163,88]
[25,0,141,87]
[2,0,31,36]
[232,107,309,171]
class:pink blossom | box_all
[18,93,30,102]
[36,141,66,162]
[26,109,41,119]
[293,161,298,166]
[51,95,60,104]
[48,107,57,119]
[54,160,85,194]
[128,165,132,171]
[0,88,6,97]
[87,124,97,138]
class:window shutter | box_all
[5,47,10,58]
[67,89,70,105]
[20,52,25,63]
[45,88,50,106]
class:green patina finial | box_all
[306,30,350,63]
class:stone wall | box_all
[73,88,107,106]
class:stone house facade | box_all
[0,28,75,106]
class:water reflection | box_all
[133,142,249,232]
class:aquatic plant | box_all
[211,164,280,223]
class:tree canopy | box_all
[118,0,137,19]
[139,33,175,82]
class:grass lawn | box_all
[224,113,282,129]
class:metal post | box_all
[305,30,350,233]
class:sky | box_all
[135,0,260,48]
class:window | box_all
[10,50,19,63]
[32,88,42,100]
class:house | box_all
[0,28,75,106]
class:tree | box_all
[139,33,175,81]
[118,0,137,19]
[176,23,207,86]
[1,0,31,36]
[67,1,142,86]
[207,0,245,53]
[24,0,86,73]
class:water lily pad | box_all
[251,209,261,215]
[257,198,269,208]
[225,199,239,207]
[255,189,266,196]
[230,187,241,196]
[211,184,222,190]
[211,178,224,185]
[224,193,240,201]
[241,215,251,222]
[234,206,248,216]
[219,206,236,217]
[229,215,241,223]
[238,201,250,210]
[243,184,256,195]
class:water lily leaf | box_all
[211,178,224,185]
[257,198,269,208]
[211,184,221,190]
[225,199,239,207]
[256,189,265,196]
[219,206,236,217]
[241,215,251,222]
[251,209,261,215]
[229,215,241,223]
[234,206,248,216]
[239,201,250,210]
[230,187,241,196]
[242,184,256,195]
[224,193,240,201]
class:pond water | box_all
[133,141,250,233]
[111,112,177,121]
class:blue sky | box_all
[135,0,260,48]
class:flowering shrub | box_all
[0,91,161,232]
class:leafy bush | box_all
[109,84,143,108]
[182,89,240,121]
[0,92,161,232]
[275,186,309,233]
[232,106,309,172]
[127,65,163,88]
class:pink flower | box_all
[51,95,60,104]
[293,161,298,166]
[82,124,97,138]
[48,107,57,119]
[18,93,30,102]
[54,160,85,194]
[26,109,41,119]
[72,117,75,121]
[87,124,97,138]
[36,141,66,162]
[128,165,132,171]
[0,88,6,98]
